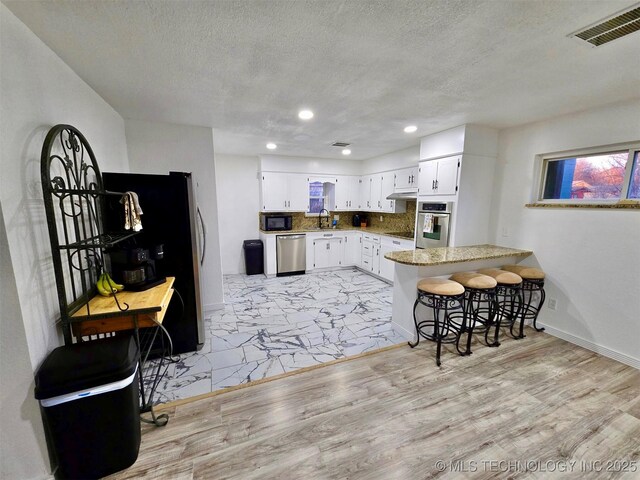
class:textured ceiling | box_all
[4,0,640,160]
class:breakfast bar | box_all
[385,245,533,340]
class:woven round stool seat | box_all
[417,278,465,296]
[450,272,497,290]
[477,268,522,285]
[412,277,466,366]
[502,264,545,280]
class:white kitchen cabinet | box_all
[379,243,394,280]
[343,232,362,267]
[260,172,288,211]
[369,175,383,211]
[417,155,460,197]
[289,174,310,211]
[360,233,380,274]
[372,243,381,275]
[360,174,372,210]
[380,172,406,213]
[313,237,343,269]
[394,167,418,191]
[260,172,309,211]
[379,235,414,282]
[333,176,361,211]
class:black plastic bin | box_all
[243,239,264,275]
[34,335,141,480]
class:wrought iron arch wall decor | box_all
[41,124,135,343]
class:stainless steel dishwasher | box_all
[276,234,306,276]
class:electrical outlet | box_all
[334,214,340,221]
[548,298,557,310]
[379,216,383,222]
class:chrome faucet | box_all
[318,208,329,229]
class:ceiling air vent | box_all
[571,4,640,47]
[331,142,350,147]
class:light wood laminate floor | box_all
[109,329,640,479]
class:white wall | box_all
[124,119,224,310]
[492,100,640,367]
[361,145,420,174]
[214,154,260,274]
[0,5,129,478]
[260,154,362,175]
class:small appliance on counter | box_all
[352,214,361,227]
[108,245,166,291]
[261,214,293,231]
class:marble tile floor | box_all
[149,268,404,403]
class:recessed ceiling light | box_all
[404,125,418,133]
[298,109,314,120]
[266,143,277,150]
[342,149,351,155]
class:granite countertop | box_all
[260,227,415,241]
[384,244,533,266]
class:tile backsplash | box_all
[260,200,416,232]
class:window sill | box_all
[525,201,640,210]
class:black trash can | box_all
[243,239,264,275]
[34,335,141,480]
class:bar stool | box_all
[502,265,546,332]
[449,272,499,354]
[477,268,524,340]
[409,277,465,367]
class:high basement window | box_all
[539,145,640,203]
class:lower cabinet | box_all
[379,237,415,282]
[312,237,343,269]
[262,230,412,283]
[343,232,362,267]
[379,243,394,281]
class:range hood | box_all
[386,191,418,200]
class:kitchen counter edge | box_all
[384,245,533,266]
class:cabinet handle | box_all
[435,180,438,189]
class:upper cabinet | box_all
[393,167,418,191]
[418,155,460,197]
[260,172,309,212]
[380,172,406,213]
[333,175,361,211]
[260,170,408,214]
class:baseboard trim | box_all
[539,323,640,369]
[391,321,414,341]
[204,303,225,314]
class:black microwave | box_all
[261,214,292,231]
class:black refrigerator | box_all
[102,171,205,354]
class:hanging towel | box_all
[422,213,434,235]
[121,191,143,232]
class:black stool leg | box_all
[533,281,546,332]
[409,297,421,348]
[485,291,501,347]
[515,287,526,339]
[463,292,475,355]
[435,307,442,367]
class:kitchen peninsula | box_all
[385,245,533,340]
